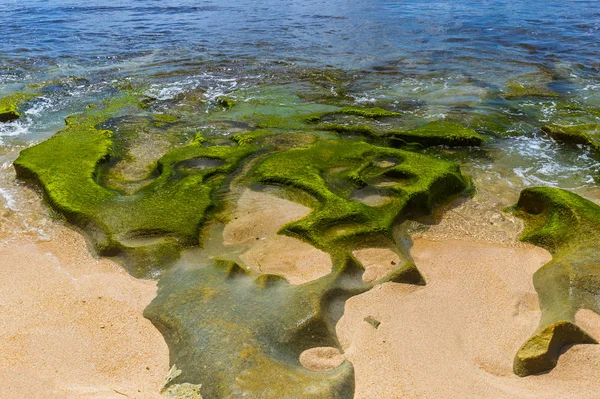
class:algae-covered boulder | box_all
[503,72,559,99]
[514,321,596,377]
[513,187,600,376]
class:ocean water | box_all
[1,0,600,220]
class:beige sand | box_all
[0,225,169,399]
[299,347,345,371]
[222,189,332,284]
[352,248,401,283]
[338,238,600,398]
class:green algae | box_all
[503,72,560,99]
[14,94,257,277]
[207,85,338,132]
[248,139,469,256]
[311,106,401,121]
[389,121,483,147]
[542,123,600,151]
[0,92,36,122]
[216,96,235,109]
[321,120,483,147]
[512,187,600,376]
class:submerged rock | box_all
[542,123,600,151]
[146,260,360,398]
[503,71,559,99]
[513,187,600,376]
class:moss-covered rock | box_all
[514,321,596,377]
[503,72,559,99]
[309,106,401,121]
[14,94,256,277]
[389,121,483,147]
[248,139,469,255]
[512,187,600,376]
[0,92,36,122]
[542,123,600,151]
[322,120,483,147]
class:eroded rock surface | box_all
[513,187,600,376]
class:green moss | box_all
[503,72,559,99]
[389,121,484,147]
[321,123,377,136]
[322,120,483,147]
[231,130,269,146]
[514,321,596,377]
[207,85,338,132]
[337,107,400,119]
[512,187,600,376]
[0,92,36,122]
[542,123,600,151]
[14,94,256,277]
[248,139,469,254]
[153,113,179,123]
[216,96,235,109]
[309,107,401,123]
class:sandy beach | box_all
[2,180,600,398]
[338,238,600,399]
[0,222,169,399]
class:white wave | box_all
[0,119,31,143]
[0,187,17,210]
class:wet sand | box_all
[0,225,169,399]
[223,189,332,284]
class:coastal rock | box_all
[13,95,256,278]
[0,92,35,122]
[514,321,596,377]
[503,71,559,99]
[542,123,600,151]
[513,187,600,376]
